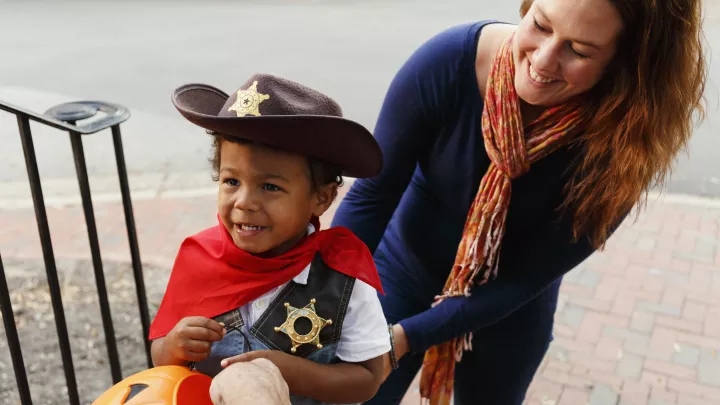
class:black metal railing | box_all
[0,100,152,405]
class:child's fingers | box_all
[183,349,212,362]
[184,325,224,342]
[203,319,227,336]
[181,339,212,354]
[184,317,226,337]
[220,352,253,368]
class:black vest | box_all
[195,253,356,377]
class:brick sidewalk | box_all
[1,188,720,405]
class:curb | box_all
[648,191,720,209]
[1,178,720,210]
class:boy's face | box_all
[217,140,336,257]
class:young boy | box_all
[148,74,390,405]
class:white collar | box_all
[291,223,316,286]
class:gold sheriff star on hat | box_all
[228,81,270,117]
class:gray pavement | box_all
[0,0,719,195]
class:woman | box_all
[331,0,707,404]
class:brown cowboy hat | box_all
[172,74,382,178]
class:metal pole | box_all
[17,115,80,405]
[111,124,152,368]
[0,253,33,405]
[68,131,122,383]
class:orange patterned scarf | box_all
[418,34,587,404]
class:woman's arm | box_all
[396,209,628,354]
[332,24,476,253]
[221,351,384,404]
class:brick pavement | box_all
[1,183,720,405]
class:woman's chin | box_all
[515,78,572,107]
[517,90,568,109]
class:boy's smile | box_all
[217,140,335,257]
[234,223,267,236]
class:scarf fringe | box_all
[456,333,473,361]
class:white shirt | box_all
[239,225,390,363]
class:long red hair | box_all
[520,0,707,246]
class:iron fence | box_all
[0,99,152,405]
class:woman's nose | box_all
[532,39,561,74]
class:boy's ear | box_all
[312,183,339,217]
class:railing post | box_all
[111,124,153,368]
[0,253,33,405]
[17,115,80,405]
[68,129,123,383]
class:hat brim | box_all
[172,84,382,179]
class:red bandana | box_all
[149,218,383,340]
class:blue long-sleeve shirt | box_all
[331,22,606,353]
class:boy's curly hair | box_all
[210,135,344,193]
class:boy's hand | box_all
[165,316,225,362]
[220,350,283,368]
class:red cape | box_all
[149,220,383,340]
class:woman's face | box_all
[513,0,623,107]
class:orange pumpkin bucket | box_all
[92,366,213,405]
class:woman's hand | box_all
[221,350,383,403]
[211,358,292,405]
[383,324,409,379]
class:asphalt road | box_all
[1,0,719,195]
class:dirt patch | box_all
[0,258,170,405]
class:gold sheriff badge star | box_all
[274,299,332,353]
[228,80,270,117]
